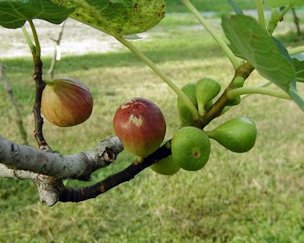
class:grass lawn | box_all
[0,8,304,243]
[166,0,256,12]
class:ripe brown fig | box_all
[113,97,166,157]
[41,78,93,127]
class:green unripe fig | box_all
[150,155,180,175]
[196,78,221,116]
[226,96,241,106]
[207,117,257,153]
[177,83,198,126]
[41,78,93,127]
[172,126,211,171]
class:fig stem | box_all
[115,35,200,121]
[267,6,290,34]
[256,0,266,28]
[29,20,41,60]
[24,21,50,150]
[227,87,291,100]
[181,0,241,70]
[201,62,254,127]
[21,26,35,55]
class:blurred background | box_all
[0,1,303,242]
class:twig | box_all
[24,21,49,150]
[291,8,301,36]
[48,21,66,78]
[0,64,29,145]
[201,62,254,127]
[59,144,171,202]
[32,58,49,149]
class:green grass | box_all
[0,12,304,242]
[166,0,256,13]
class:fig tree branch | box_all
[0,164,37,179]
[0,135,171,205]
[201,62,254,127]
[59,143,171,202]
[27,20,50,150]
[0,136,123,180]
[22,20,61,206]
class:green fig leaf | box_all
[0,0,74,29]
[265,0,304,7]
[292,58,304,83]
[51,0,165,36]
[222,14,304,111]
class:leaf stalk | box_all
[115,35,200,121]
[181,0,241,69]
[227,86,291,100]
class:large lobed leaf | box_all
[51,0,166,36]
[0,0,74,29]
[222,14,304,111]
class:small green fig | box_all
[207,117,257,153]
[113,97,166,157]
[150,155,180,175]
[172,126,211,171]
[41,78,93,127]
[232,76,245,88]
[226,96,241,106]
[177,83,198,126]
[196,78,221,116]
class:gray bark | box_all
[0,136,123,180]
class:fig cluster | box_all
[165,78,257,175]
[177,78,221,126]
[163,116,257,175]
[111,78,257,177]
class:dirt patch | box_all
[0,19,124,59]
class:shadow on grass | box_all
[2,42,222,74]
